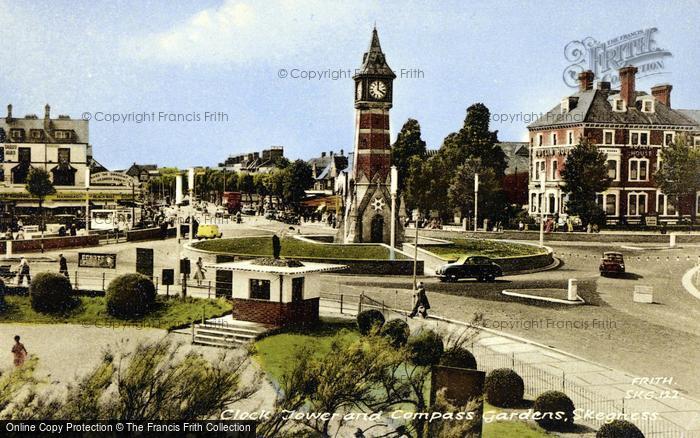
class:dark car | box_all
[599,251,625,276]
[436,256,503,282]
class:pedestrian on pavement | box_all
[12,335,27,367]
[193,257,207,286]
[58,254,69,280]
[15,228,25,240]
[409,282,430,319]
[16,257,30,286]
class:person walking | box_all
[12,335,27,367]
[193,257,207,287]
[58,253,69,280]
[17,257,30,286]
[408,282,431,319]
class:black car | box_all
[436,256,503,282]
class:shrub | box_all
[484,368,524,407]
[29,272,74,313]
[106,273,156,318]
[533,390,575,431]
[380,319,410,348]
[440,347,477,370]
[356,309,385,335]
[597,420,645,438]
[407,329,444,367]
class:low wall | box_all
[418,228,700,244]
[126,227,176,242]
[230,297,319,326]
[185,244,424,276]
[0,235,101,253]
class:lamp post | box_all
[390,166,398,260]
[85,168,90,231]
[474,173,479,232]
[188,168,195,243]
[539,172,546,247]
[175,173,183,279]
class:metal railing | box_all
[321,290,700,438]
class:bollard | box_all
[669,233,676,248]
[6,240,11,256]
[567,279,578,301]
[633,285,653,303]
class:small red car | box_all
[599,252,625,276]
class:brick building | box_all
[527,67,700,225]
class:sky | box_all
[0,0,698,169]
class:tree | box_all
[447,158,501,225]
[238,173,255,203]
[392,119,427,193]
[25,167,56,239]
[280,160,314,212]
[655,135,700,221]
[561,138,611,226]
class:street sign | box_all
[161,269,174,286]
[78,252,117,269]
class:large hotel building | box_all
[527,67,700,225]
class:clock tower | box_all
[339,27,403,244]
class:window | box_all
[54,130,73,140]
[664,132,675,146]
[567,131,574,145]
[58,148,70,164]
[613,98,625,112]
[18,147,30,163]
[603,130,615,145]
[605,194,617,215]
[630,131,649,146]
[249,279,271,300]
[629,158,649,181]
[551,133,557,146]
[607,160,618,180]
[641,99,654,113]
[658,194,677,216]
[10,129,24,141]
[537,134,543,146]
[30,129,43,140]
[628,193,648,216]
[534,160,546,181]
[548,193,556,214]
[551,159,558,180]
[292,277,304,301]
[531,193,537,212]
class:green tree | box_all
[448,158,500,225]
[561,138,611,226]
[238,173,255,203]
[25,167,56,239]
[280,160,314,211]
[392,118,427,193]
[655,135,700,221]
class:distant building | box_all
[308,149,348,194]
[527,67,700,224]
[0,104,138,216]
[499,142,529,206]
[219,146,284,173]
[125,163,158,183]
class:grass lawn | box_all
[254,321,553,437]
[422,238,545,261]
[194,236,407,260]
[0,295,231,330]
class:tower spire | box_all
[356,27,395,78]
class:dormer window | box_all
[560,96,578,113]
[639,97,655,113]
[10,128,24,141]
[611,96,625,112]
[54,130,73,140]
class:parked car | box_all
[242,206,257,215]
[196,224,222,240]
[599,251,625,276]
[264,209,278,220]
[436,256,503,282]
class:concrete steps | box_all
[192,318,270,348]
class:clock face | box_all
[369,80,387,99]
[356,82,362,100]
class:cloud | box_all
[125,0,365,66]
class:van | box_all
[196,224,223,240]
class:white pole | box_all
[540,172,546,247]
[85,168,90,231]
[188,168,195,242]
[474,173,479,232]
[390,166,398,260]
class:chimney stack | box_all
[578,70,594,92]
[619,66,638,108]
[6,104,12,121]
[44,103,51,130]
[597,81,611,91]
[340,148,344,156]
[651,84,672,108]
